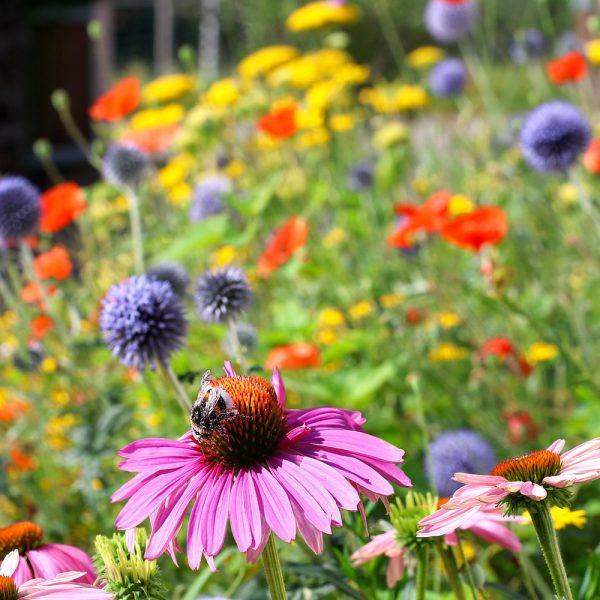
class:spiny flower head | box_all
[103,144,151,188]
[0,177,40,240]
[194,267,252,323]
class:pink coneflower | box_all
[0,549,110,598]
[0,522,96,586]
[417,438,600,536]
[352,502,521,588]
[112,362,411,569]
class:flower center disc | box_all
[0,522,43,559]
[490,449,562,483]
[198,376,285,468]
[0,575,18,600]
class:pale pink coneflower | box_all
[112,362,412,570]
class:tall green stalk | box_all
[262,534,287,600]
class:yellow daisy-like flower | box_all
[296,128,331,149]
[332,63,370,86]
[373,121,409,149]
[91,479,104,492]
[51,390,70,407]
[316,329,338,345]
[407,46,445,69]
[211,245,239,268]
[202,78,240,107]
[130,103,185,131]
[556,182,578,206]
[296,107,325,130]
[238,45,299,79]
[329,113,356,132]
[380,293,405,308]
[396,85,429,111]
[143,74,196,103]
[319,307,345,328]
[286,1,361,32]
[167,182,192,205]
[524,342,559,364]
[323,227,346,247]
[448,194,475,216]
[159,153,194,189]
[306,79,344,111]
[41,357,58,374]
[428,342,468,362]
[0,311,17,330]
[224,160,246,179]
[349,300,373,320]
[586,39,600,65]
[522,507,587,530]
[437,311,461,329]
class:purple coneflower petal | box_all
[253,466,296,542]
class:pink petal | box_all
[290,498,324,554]
[386,552,405,588]
[453,473,507,485]
[202,471,234,556]
[271,367,286,408]
[418,506,482,537]
[547,439,565,454]
[468,520,522,552]
[223,361,237,377]
[230,472,253,553]
[0,550,19,577]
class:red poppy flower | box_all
[120,124,180,154]
[388,190,451,248]
[546,51,587,85]
[258,105,298,139]
[89,76,141,121]
[39,182,85,233]
[8,445,36,472]
[20,282,58,307]
[258,216,309,278]
[265,342,321,370]
[405,307,428,326]
[33,246,72,281]
[583,139,600,175]
[441,206,507,252]
[504,410,540,444]
[479,337,532,378]
[0,398,28,424]
[30,315,54,339]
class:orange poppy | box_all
[0,398,28,423]
[258,105,298,139]
[583,139,600,175]
[258,216,309,278]
[388,190,451,248]
[34,246,72,281]
[30,315,54,339]
[9,445,36,471]
[479,337,532,378]
[120,123,180,154]
[441,206,507,252]
[89,76,141,121]
[546,51,587,85]
[265,342,321,370]
[405,307,428,326]
[504,409,540,444]
[39,182,85,233]
[20,282,58,307]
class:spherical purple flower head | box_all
[189,176,232,222]
[425,429,495,497]
[429,58,468,97]
[424,0,478,44]
[147,262,190,297]
[520,101,591,172]
[103,144,150,188]
[347,161,375,192]
[195,266,252,323]
[509,28,547,65]
[100,275,187,371]
[0,176,40,240]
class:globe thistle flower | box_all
[424,0,478,45]
[195,267,252,323]
[189,176,232,222]
[100,275,188,371]
[0,176,41,240]
[147,262,190,297]
[346,161,375,191]
[103,144,151,188]
[425,429,495,497]
[112,363,411,569]
[0,521,96,586]
[509,28,547,65]
[1,550,110,599]
[520,101,591,172]
[429,58,468,97]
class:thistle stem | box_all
[125,187,145,275]
[261,533,287,600]
[415,545,429,600]
[529,503,573,600]
[227,318,248,371]
[437,542,467,600]
[55,104,103,171]
[159,361,192,413]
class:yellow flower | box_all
[296,107,325,130]
[332,63,370,86]
[524,342,559,364]
[91,479,103,491]
[0,311,17,330]
[396,85,429,111]
[159,154,194,189]
[269,49,351,88]
[224,160,246,179]
[306,80,344,111]
[51,390,70,407]
[411,178,430,194]
[167,182,192,205]
[286,1,361,32]
[146,412,164,428]
[46,414,78,450]
[448,194,475,216]
[437,312,461,329]
[316,329,338,345]
[296,128,331,149]
[319,308,345,328]
[556,182,578,206]
[373,122,409,149]
[522,507,587,530]
[428,343,468,362]
[0,495,18,520]
[407,46,445,69]
[130,104,185,131]
[586,39,600,65]
[211,245,238,268]
[238,46,299,79]
[202,78,240,107]
[329,113,356,132]
[349,301,373,320]
[323,227,346,247]
[143,74,196,103]
[380,293,405,308]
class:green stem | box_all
[126,187,145,275]
[159,361,192,414]
[55,106,103,171]
[437,542,466,600]
[261,534,287,600]
[416,545,429,600]
[517,553,542,600]
[227,318,248,371]
[529,503,573,600]
[456,535,485,599]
